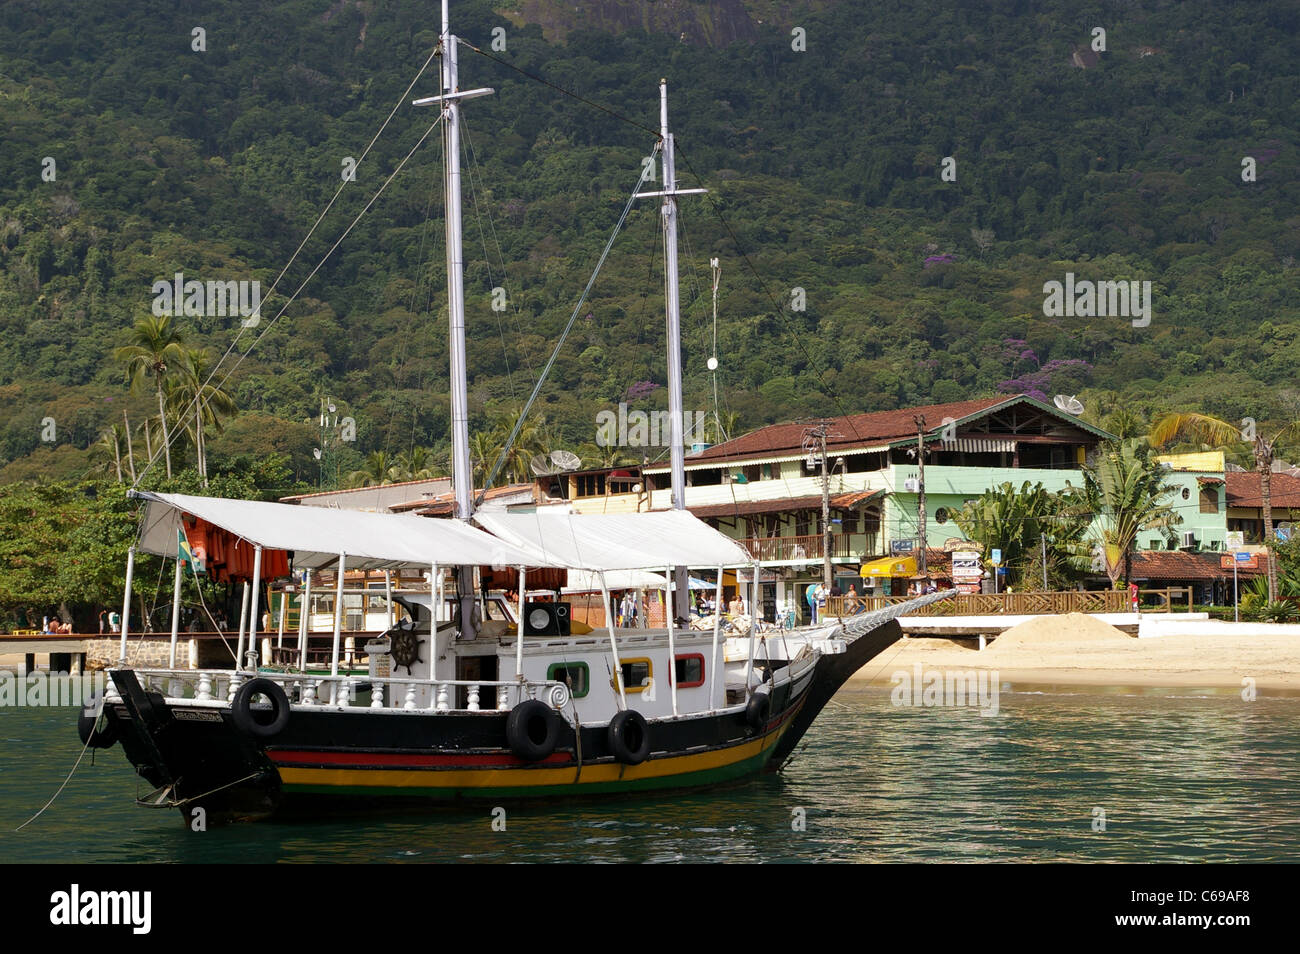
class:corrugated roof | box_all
[686,490,882,520]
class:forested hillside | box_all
[1,0,1297,491]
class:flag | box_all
[179,528,206,575]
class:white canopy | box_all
[474,509,754,571]
[134,491,540,571]
[561,569,668,593]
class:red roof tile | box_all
[1128,550,1261,580]
[1224,472,1300,509]
[683,396,1026,465]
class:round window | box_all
[1181,488,1190,500]
[935,507,949,524]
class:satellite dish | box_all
[529,454,554,476]
[1053,394,1085,415]
[550,450,583,472]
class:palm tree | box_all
[1150,412,1300,601]
[396,446,442,481]
[167,348,237,486]
[116,315,186,479]
[345,451,400,488]
[953,481,1090,589]
[1072,440,1181,587]
[92,424,125,482]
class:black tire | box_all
[231,678,291,739]
[77,694,117,749]
[506,699,559,761]
[607,709,651,766]
[745,690,771,730]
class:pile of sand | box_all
[988,612,1132,652]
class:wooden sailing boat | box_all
[79,2,947,823]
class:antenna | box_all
[529,454,555,477]
[1053,394,1085,415]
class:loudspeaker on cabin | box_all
[523,602,571,636]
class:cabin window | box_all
[548,662,590,699]
[615,658,653,694]
[674,653,705,688]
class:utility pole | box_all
[914,415,928,580]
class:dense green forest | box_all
[1,0,1297,493]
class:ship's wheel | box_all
[389,625,423,675]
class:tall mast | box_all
[414,2,493,637]
[414,1,493,521]
[638,80,707,621]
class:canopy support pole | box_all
[743,562,759,700]
[709,564,723,711]
[276,583,287,650]
[665,565,678,717]
[249,545,263,668]
[298,574,311,672]
[430,561,438,678]
[600,572,627,710]
[168,558,183,668]
[330,553,346,702]
[235,580,250,673]
[514,567,527,693]
[118,546,135,665]
[384,570,394,629]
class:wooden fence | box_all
[826,588,1195,618]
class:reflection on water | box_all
[1,683,1296,862]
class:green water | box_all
[1,683,1296,862]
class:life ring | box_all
[506,699,559,761]
[607,709,650,766]
[745,690,771,730]
[77,694,117,749]
[231,678,291,739]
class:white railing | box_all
[126,668,572,714]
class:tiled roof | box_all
[1224,472,1300,509]
[685,397,1010,464]
[1127,550,1262,580]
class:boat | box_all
[77,3,953,823]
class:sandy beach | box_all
[852,616,1300,693]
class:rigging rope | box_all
[476,146,659,505]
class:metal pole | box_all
[665,566,678,717]
[915,415,928,580]
[249,545,263,668]
[820,426,832,589]
[709,565,723,710]
[1041,532,1048,591]
[118,546,136,664]
[168,558,183,668]
[276,582,287,650]
[515,566,526,687]
[599,572,627,710]
[1234,561,1239,623]
[298,574,311,672]
[743,563,759,698]
[330,554,346,679]
[384,570,394,629]
[235,579,249,672]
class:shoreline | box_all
[850,632,1300,694]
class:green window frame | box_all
[547,662,590,699]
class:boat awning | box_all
[860,555,917,578]
[474,509,754,571]
[562,569,668,593]
[134,491,541,571]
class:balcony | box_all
[740,533,870,563]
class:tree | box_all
[952,481,1089,589]
[167,348,238,487]
[116,315,186,480]
[346,450,398,488]
[1150,413,1300,601]
[1072,440,1181,587]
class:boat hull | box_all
[104,663,810,823]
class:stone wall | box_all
[82,637,197,670]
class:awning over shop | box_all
[860,555,917,578]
